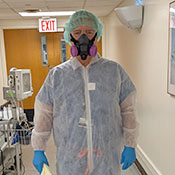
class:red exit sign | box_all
[39,18,57,32]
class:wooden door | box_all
[4,29,102,109]
[4,29,63,109]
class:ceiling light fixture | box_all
[19,11,75,17]
[24,9,41,13]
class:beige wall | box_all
[0,28,7,105]
[104,0,174,175]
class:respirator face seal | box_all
[70,32,97,60]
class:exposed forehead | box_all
[72,25,95,31]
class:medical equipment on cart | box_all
[0,68,33,175]
[3,68,33,101]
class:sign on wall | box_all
[168,3,175,95]
[39,18,57,32]
[60,35,67,63]
[40,35,48,66]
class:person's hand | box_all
[120,146,136,170]
[33,150,49,173]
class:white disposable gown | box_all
[31,54,139,175]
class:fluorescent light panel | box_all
[19,11,75,17]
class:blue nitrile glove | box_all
[11,132,19,145]
[120,146,136,170]
[33,150,49,173]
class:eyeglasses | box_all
[71,29,96,38]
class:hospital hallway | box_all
[21,134,142,175]
[1,0,175,175]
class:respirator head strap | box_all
[90,32,97,44]
[70,33,78,45]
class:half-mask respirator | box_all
[70,33,97,60]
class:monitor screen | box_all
[23,73,31,92]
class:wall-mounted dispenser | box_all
[114,5,144,30]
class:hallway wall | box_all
[0,28,7,105]
[104,0,174,175]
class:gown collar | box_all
[70,53,101,70]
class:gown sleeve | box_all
[120,91,139,148]
[31,70,54,150]
[118,64,139,148]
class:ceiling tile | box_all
[87,0,119,1]
[0,8,19,16]
[3,0,44,2]
[46,1,83,8]
[0,0,124,20]
[47,7,80,11]
[86,1,119,7]
[45,0,83,2]
[0,2,9,8]
[3,1,46,8]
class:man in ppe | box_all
[32,10,139,175]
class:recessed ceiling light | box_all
[19,11,75,17]
[25,4,31,7]
[24,8,41,13]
